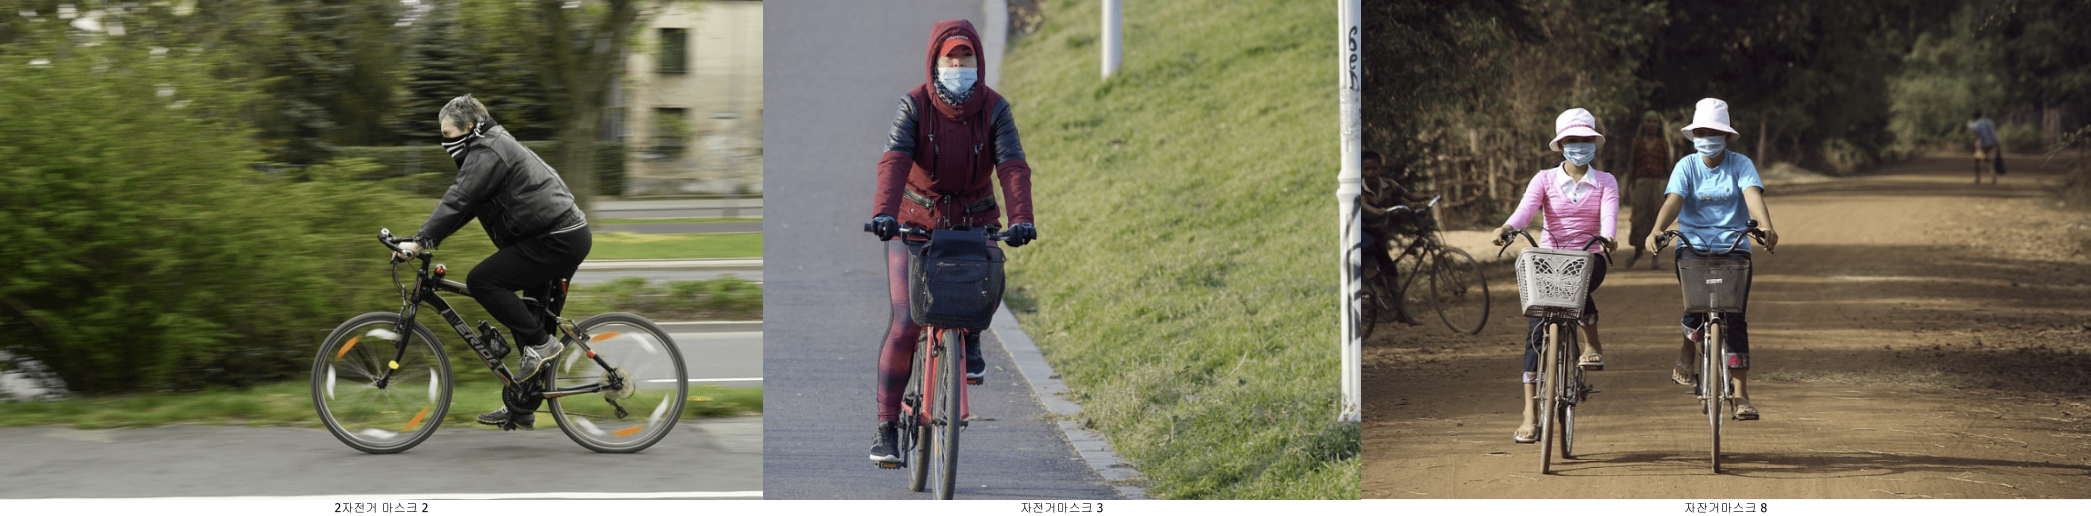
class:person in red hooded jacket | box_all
[865,19,1036,465]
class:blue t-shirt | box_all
[1666,151,1763,253]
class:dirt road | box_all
[1363,154,2091,499]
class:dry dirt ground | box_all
[1363,153,2091,499]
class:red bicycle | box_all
[864,224,1016,499]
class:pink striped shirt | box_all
[1502,166,1620,254]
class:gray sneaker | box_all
[513,336,564,381]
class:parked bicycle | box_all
[1359,196,1490,338]
[311,228,688,454]
[862,224,1016,500]
[1499,229,1610,474]
[1656,220,1770,473]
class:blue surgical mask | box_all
[937,67,977,94]
[1693,135,1727,158]
[1562,142,1597,166]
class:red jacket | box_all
[874,19,1034,231]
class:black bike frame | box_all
[371,250,625,405]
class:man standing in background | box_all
[1624,111,1674,269]
[1969,110,2005,184]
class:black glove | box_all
[1005,222,1037,248]
[869,215,899,241]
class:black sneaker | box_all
[869,421,901,464]
[964,335,986,384]
[513,335,564,381]
[476,406,534,430]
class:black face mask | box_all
[440,124,480,168]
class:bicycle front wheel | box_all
[546,313,688,453]
[1429,247,1490,335]
[932,328,965,500]
[1706,321,1725,473]
[1537,323,1560,475]
[312,312,452,454]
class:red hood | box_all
[923,19,987,119]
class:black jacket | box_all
[415,123,587,249]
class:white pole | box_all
[1337,0,1362,423]
[1101,0,1122,79]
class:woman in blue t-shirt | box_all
[1643,98,1781,421]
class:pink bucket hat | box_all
[1680,98,1741,139]
[1549,108,1605,151]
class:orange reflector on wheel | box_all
[335,336,360,360]
[613,425,645,437]
[404,406,430,431]
[590,332,621,342]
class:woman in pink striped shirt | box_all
[1491,108,1621,444]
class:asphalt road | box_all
[593,199,764,220]
[572,269,764,284]
[0,418,762,499]
[762,0,1119,500]
[664,325,764,387]
[599,222,764,234]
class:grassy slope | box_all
[998,0,1356,499]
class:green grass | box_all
[594,217,764,225]
[0,380,760,429]
[997,0,1354,499]
[587,232,762,260]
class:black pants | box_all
[1523,257,1607,372]
[468,227,592,350]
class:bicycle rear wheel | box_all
[1537,323,1559,475]
[1429,247,1490,335]
[546,313,688,453]
[931,328,965,500]
[312,312,452,454]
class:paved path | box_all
[0,417,761,499]
[762,0,1118,500]
[594,199,764,220]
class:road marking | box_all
[23,491,763,500]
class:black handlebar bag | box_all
[908,229,1006,330]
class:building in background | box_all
[617,0,764,196]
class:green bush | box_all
[0,37,454,393]
[2000,123,2046,152]
[334,141,627,197]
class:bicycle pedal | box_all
[965,377,983,385]
[874,461,902,469]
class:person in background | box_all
[1968,110,2005,184]
[1624,111,1674,269]
[1360,150,1434,324]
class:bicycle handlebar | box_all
[1494,228,1614,265]
[1653,220,1771,256]
[860,223,1020,242]
[378,228,431,264]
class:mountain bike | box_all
[863,223,1017,500]
[1656,221,1770,473]
[1498,229,1610,475]
[1359,196,1490,338]
[310,228,687,454]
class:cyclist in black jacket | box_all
[394,95,592,430]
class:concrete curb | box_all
[988,306,1149,500]
[577,258,763,272]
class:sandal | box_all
[1732,399,1760,420]
[1513,424,1538,443]
[1671,360,1693,386]
[1578,352,1605,371]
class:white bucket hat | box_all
[1680,98,1740,139]
[1548,108,1605,151]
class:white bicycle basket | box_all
[1514,247,1597,319]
